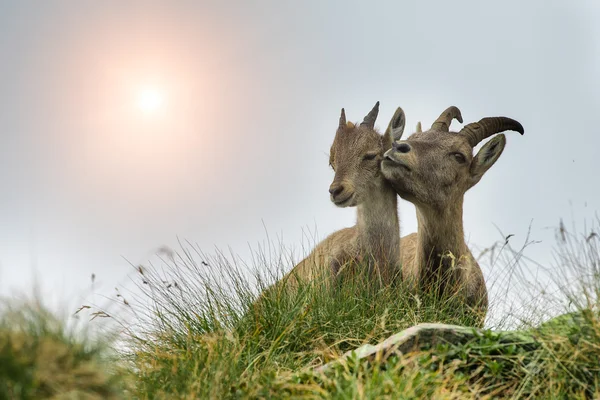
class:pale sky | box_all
[1,1,599,311]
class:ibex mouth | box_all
[333,193,355,207]
[383,156,411,171]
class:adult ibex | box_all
[274,103,406,291]
[382,106,524,315]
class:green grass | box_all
[0,297,130,399]
[2,222,600,398]
[126,280,479,398]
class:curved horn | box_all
[360,101,380,129]
[430,106,463,132]
[459,117,524,147]
[338,108,346,129]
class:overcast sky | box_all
[1,1,599,310]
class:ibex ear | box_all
[469,134,506,186]
[384,107,406,145]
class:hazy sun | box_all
[137,87,164,113]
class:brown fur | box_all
[382,108,523,317]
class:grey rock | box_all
[316,322,538,373]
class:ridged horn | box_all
[459,117,525,147]
[360,101,380,129]
[430,106,463,132]
[338,108,346,129]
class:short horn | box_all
[339,108,346,129]
[459,117,524,147]
[360,101,380,129]
[430,106,463,132]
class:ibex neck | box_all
[415,198,467,273]
[356,180,400,266]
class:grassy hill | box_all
[1,225,599,399]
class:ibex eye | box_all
[452,152,466,164]
[363,153,377,161]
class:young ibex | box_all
[277,102,406,291]
[382,106,524,313]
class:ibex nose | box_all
[329,184,344,198]
[393,142,411,153]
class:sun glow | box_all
[137,87,164,113]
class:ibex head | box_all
[329,102,404,207]
[381,106,524,209]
